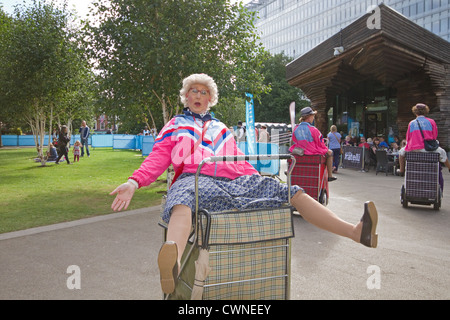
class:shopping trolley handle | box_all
[201,154,294,164]
[194,153,296,213]
[196,154,296,183]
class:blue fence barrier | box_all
[2,134,156,157]
[4,136,291,167]
[136,135,143,150]
[1,134,92,147]
[237,142,280,175]
[110,135,154,154]
[1,135,20,146]
[142,135,155,156]
[91,134,113,148]
[112,134,138,150]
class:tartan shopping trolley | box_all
[288,154,329,206]
[400,152,442,210]
[159,154,296,300]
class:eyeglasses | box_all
[190,88,209,96]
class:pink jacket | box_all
[289,122,329,155]
[405,116,438,152]
[130,115,259,188]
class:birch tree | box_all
[0,1,94,165]
[84,0,269,129]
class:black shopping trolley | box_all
[160,154,296,300]
[400,152,442,210]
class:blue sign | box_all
[245,92,256,161]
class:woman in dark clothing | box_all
[55,125,71,165]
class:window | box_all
[417,1,425,14]
[403,6,410,16]
[432,0,441,10]
[441,17,448,32]
[410,3,417,16]
[432,20,440,33]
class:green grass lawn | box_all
[0,147,166,234]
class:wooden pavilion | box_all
[286,3,450,147]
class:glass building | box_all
[247,0,450,59]
[250,1,450,148]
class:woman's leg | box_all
[326,150,336,180]
[398,154,405,173]
[158,204,192,294]
[332,148,340,171]
[291,190,377,246]
[59,148,70,164]
[166,204,192,266]
[55,150,63,164]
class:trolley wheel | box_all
[401,185,408,208]
[319,189,328,206]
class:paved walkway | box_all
[1,167,449,299]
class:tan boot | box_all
[158,241,179,294]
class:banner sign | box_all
[289,101,296,131]
[342,145,365,170]
[245,92,256,161]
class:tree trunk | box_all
[26,102,48,166]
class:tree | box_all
[0,1,94,164]
[84,0,269,130]
[0,8,13,147]
[213,96,246,128]
[254,53,309,124]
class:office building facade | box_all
[247,0,450,59]
[248,0,450,147]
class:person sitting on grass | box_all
[46,143,58,162]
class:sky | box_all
[1,0,249,18]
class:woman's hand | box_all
[110,182,137,212]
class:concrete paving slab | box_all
[1,167,449,300]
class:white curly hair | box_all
[179,73,219,110]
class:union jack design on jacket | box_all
[405,116,438,152]
[289,122,329,156]
[129,114,259,188]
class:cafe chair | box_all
[375,149,395,176]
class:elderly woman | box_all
[110,74,378,295]
[397,103,450,175]
[290,107,337,181]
